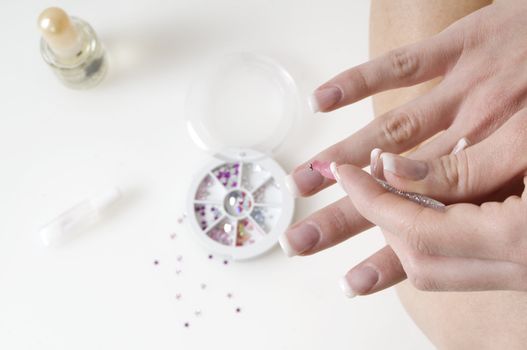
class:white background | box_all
[0,1,432,349]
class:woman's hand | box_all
[281,0,527,294]
[337,108,527,295]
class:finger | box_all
[334,163,447,245]
[278,197,373,257]
[399,254,527,292]
[376,109,527,202]
[335,164,527,262]
[286,87,459,197]
[340,245,406,297]
[381,229,527,292]
[407,130,470,161]
[309,31,463,113]
[369,136,469,180]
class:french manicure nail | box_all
[310,86,342,113]
[370,148,382,178]
[452,137,470,154]
[311,160,335,180]
[347,265,379,295]
[329,162,340,182]
[381,153,428,181]
[285,167,325,197]
[339,276,357,298]
[308,94,320,113]
[284,174,301,197]
[279,223,320,257]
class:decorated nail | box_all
[381,153,428,181]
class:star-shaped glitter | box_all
[177,214,187,224]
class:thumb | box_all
[370,109,527,203]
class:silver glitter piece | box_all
[375,179,445,210]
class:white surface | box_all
[0,1,432,349]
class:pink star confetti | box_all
[177,214,187,224]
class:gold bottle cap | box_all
[38,7,82,58]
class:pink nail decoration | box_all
[309,160,335,180]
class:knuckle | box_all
[405,229,434,256]
[325,204,350,235]
[346,67,370,95]
[409,274,438,291]
[431,153,468,194]
[389,48,419,80]
[402,207,434,255]
[405,257,438,291]
[381,112,419,146]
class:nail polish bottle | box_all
[38,7,107,89]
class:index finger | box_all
[311,29,463,113]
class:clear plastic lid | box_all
[185,53,299,155]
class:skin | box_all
[283,0,527,348]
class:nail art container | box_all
[185,53,298,260]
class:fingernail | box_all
[381,153,428,181]
[347,265,379,295]
[285,168,324,197]
[329,162,340,182]
[309,86,342,113]
[339,276,357,298]
[370,148,383,178]
[279,223,320,257]
[452,137,470,154]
